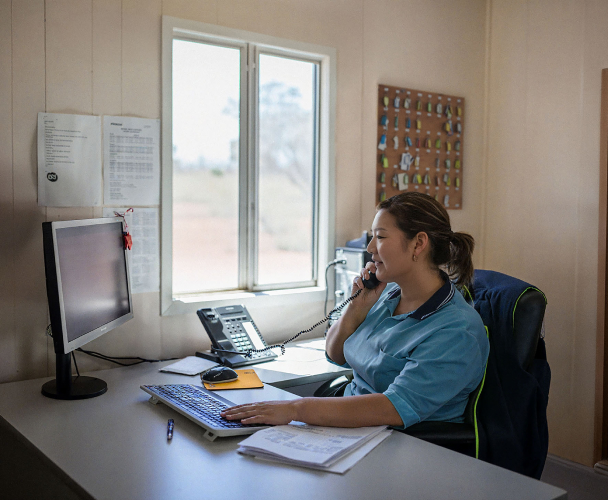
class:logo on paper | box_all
[47,172,58,182]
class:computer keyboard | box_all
[140,384,268,441]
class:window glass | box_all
[172,40,241,293]
[257,54,316,285]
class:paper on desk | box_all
[159,356,212,375]
[296,339,326,351]
[273,348,322,363]
[238,424,386,467]
[261,346,323,366]
[259,347,334,376]
[323,429,391,473]
[243,429,392,474]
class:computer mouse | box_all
[201,366,239,384]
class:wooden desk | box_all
[0,359,566,500]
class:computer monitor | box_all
[41,217,134,400]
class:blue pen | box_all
[167,419,174,440]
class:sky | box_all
[172,39,315,166]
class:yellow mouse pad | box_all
[203,369,264,390]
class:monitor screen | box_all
[44,218,133,354]
[55,222,130,343]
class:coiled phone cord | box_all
[211,288,363,359]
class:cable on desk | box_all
[45,324,178,368]
[76,348,179,367]
[72,351,80,376]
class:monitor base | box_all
[41,376,107,400]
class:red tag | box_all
[124,233,133,250]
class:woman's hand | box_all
[221,400,298,426]
[349,262,388,312]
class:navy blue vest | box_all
[471,270,550,479]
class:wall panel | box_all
[0,0,15,382]
[162,0,218,23]
[583,0,608,465]
[122,0,162,118]
[11,0,47,381]
[361,0,487,249]
[484,0,608,465]
[45,0,93,113]
[93,0,122,117]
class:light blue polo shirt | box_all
[331,278,489,429]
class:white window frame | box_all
[161,16,336,316]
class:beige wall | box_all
[3,0,603,468]
[485,0,608,466]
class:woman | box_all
[221,192,489,429]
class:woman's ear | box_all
[414,232,430,256]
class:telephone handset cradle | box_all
[196,305,277,368]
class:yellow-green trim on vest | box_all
[461,284,473,305]
[474,326,489,459]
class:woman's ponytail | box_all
[448,231,475,289]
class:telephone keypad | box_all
[224,316,255,352]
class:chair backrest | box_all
[470,269,550,479]
[470,271,546,372]
[512,289,546,371]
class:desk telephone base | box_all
[196,305,277,368]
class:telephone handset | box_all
[362,272,381,289]
[196,305,277,368]
[196,273,383,368]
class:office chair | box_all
[467,270,550,479]
[316,270,550,478]
[314,373,351,398]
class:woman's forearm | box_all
[222,391,403,428]
[325,273,387,364]
[293,394,403,428]
[325,307,367,365]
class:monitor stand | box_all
[41,353,107,400]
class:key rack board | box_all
[376,84,465,209]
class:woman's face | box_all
[366,209,413,283]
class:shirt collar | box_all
[386,271,455,320]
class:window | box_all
[161,18,335,315]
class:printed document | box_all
[103,116,160,206]
[103,208,159,293]
[242,429,392,474]
[237,424,389,473]
[37,113,102,207]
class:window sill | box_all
[161,286,327,316]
